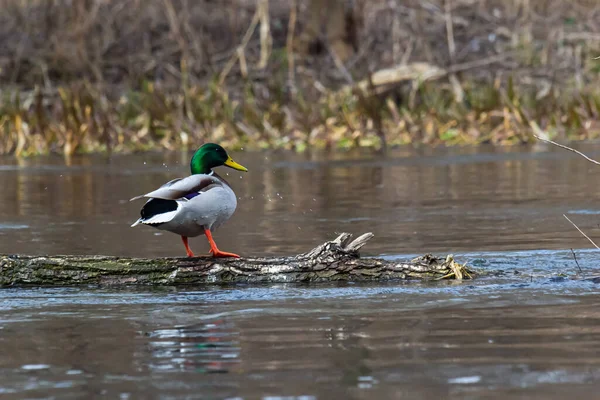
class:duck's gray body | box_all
[130,172,237,237]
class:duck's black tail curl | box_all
[140,198,178,225]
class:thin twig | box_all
[286,0,297,93]
[570,248,583,273]
[563,214,600,250]
[257,0,272,69]
[444,0,463,102]
[237,47,248,78]
[534,134,600,166]
[218,7,261,85]
[444,0,456,62]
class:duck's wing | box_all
[129,174,223,201]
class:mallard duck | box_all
[130,143,248,258]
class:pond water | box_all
[1,143,600,399]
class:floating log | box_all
[0,233,473,286]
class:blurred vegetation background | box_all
[1,0,600,155]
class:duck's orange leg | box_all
[204,228,240,258]
[181,236,195,257]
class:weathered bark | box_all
[0,233,473,286]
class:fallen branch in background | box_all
[346,62,446,95]
[345,53,509,96]
[0,233,473,286]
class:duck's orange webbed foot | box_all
[209,249,240,258]
[204,229,241,258]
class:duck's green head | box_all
[190,143,248,175]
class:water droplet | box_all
[66,369,83,375]
[21,364,50,370]
[448,376,481,384]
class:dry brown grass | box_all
[1,0,600,155]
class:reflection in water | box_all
[4,146,600,398]
[2,144,600,257]
[1,269,600,398]
[145,321,240,373]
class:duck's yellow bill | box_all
[224,156,248,172]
